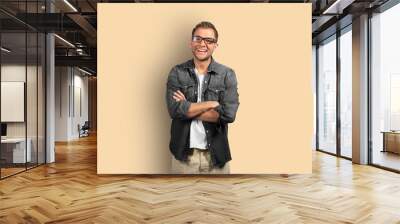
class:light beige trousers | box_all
[171,148,230,174]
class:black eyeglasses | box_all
[192,35,217,45]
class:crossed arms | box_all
[172,89,220,123]
[166,67,240,124]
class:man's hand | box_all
[206,101,219,109]
[185,101,219,118]
[196,108,220,123]
[173,90,186,102]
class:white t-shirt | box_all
[189,68,207,150]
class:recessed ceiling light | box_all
[77,67,93,76]
[322,0,354,15]
[1,47,11,53]
[54,34,75,48]
[63,0,78,12]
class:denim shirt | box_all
[165,58,240,168]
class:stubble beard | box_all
[194,53,211,62]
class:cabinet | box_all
[0,138,32,166]
[382,132,400,154]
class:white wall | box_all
[1,65,39,137]
[1,65,26,140]
[55,66,89,141]
[55,66,70,141]
[72,72,89,138]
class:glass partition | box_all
[371,3,400,171]
[339,27,352,158]
[0,1,46,179]
[317,35,337,154]
[1,31,28,177]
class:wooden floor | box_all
[1,134,400,223]
[0,167,26,178]
[373,150,400,171]
[1,162,46,178]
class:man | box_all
[166,21,239,174]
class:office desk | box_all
[1,138,32,163]
[381,131,400,154]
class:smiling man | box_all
[166,21,240,174]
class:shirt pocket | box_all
[205,86,225,101]
[180,84,196,102]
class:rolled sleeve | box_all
[166,67,191,120]
[218,69,240,124]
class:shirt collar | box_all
[183,57,221,75]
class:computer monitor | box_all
[1,123,7,137]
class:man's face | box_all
[190,28,218,62]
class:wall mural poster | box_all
[98,3,312,174]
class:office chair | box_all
[79,121,90,138]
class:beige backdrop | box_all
[97,3,312,174]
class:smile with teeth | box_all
[196,49,207,53]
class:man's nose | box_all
[199,40,207,46]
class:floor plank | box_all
[1,133,400,223]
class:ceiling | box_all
[0,0,394,75]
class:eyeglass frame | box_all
[191,35,218,45]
